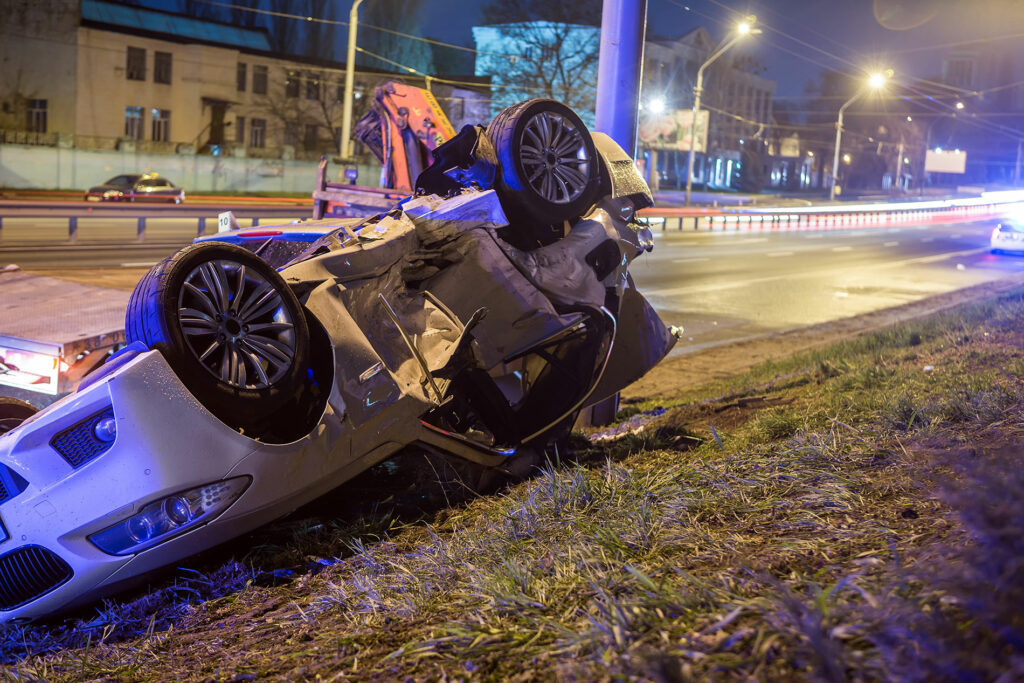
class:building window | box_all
[284,123,298,146]
[125,106,144,139]
[285,71,299,98]
[235,115,246,143]
[236,62,247,92]
[304,123,318,150]
[152,108,170,141]
[26,99,47,133]
[250,118,266,148]
[253,65,268,95]
[154,51,172,84]
[305,75,320,100]
[126,47,146,81]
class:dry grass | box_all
[6,291,1024,680]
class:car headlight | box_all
[89,477,251,555]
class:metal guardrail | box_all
[1,191,1022,244]
[0,205,312,243]
[638,191,1024,231]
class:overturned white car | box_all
[0,100,675,622]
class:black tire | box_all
[486,99,601,227]
[126,242,310,435]
[0,397,37,435]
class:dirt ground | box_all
[37,265,1024,400]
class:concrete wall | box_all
[0,144,382,193]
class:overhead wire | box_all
[197,0,517,59]
[659,0,1024,143]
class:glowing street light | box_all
[955,101,965,110]
[648,98,666,114]
[684,16,760,206]
[830,71,888,201]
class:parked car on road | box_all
[0,99,675,623]
[83,174,185,203]
[990,215,1024,254]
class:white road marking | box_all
[883,241,899,247]
[767,251,794,257]
[804,234,824,239]
[832,246,853,252]
[644,247,988,298]
[121,261,158,267]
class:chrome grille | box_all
[0,545,73,610]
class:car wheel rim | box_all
[519,111,591,205]
[177,259,296,390]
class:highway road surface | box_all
[1,215,1015,355]
[630,218,1011,354]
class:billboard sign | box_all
[778,135,801,158]
[638,109,709,152]
[925,149,967,174]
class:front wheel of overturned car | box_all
[126,242,310,435]
[0,397,38,435]
[486,98,601,230]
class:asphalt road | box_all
[630,218,1014,354]
[1,214,1015,356]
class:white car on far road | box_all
[990,215,1024,254]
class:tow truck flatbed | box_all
[0,270,128,399]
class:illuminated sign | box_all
[639,109,710,152]
[925,149,967,174]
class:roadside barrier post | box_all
[68,216,77,243]
[136,217,146,242]
[197,217,206,237]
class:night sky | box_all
[418,0,1024,97]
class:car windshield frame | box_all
[104,175,141,187]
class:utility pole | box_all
[830,73,886,201]
[340,0,365,160]
[684,19,757,206]
[589,0,648,429]
[895,139,904,193]
[594,0,648,157]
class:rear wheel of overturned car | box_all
[0,397,38,435]
[486,99,601,228]
[126,242,310,435]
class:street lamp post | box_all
[340,0,365,160]
[684,17,758,206]
[829,72,886,201]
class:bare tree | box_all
[360,0,433,75]
[477,0,601,118]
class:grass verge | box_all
[5,289,1024,680]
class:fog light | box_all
[89,476,250,555]
[93,416,117,442]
